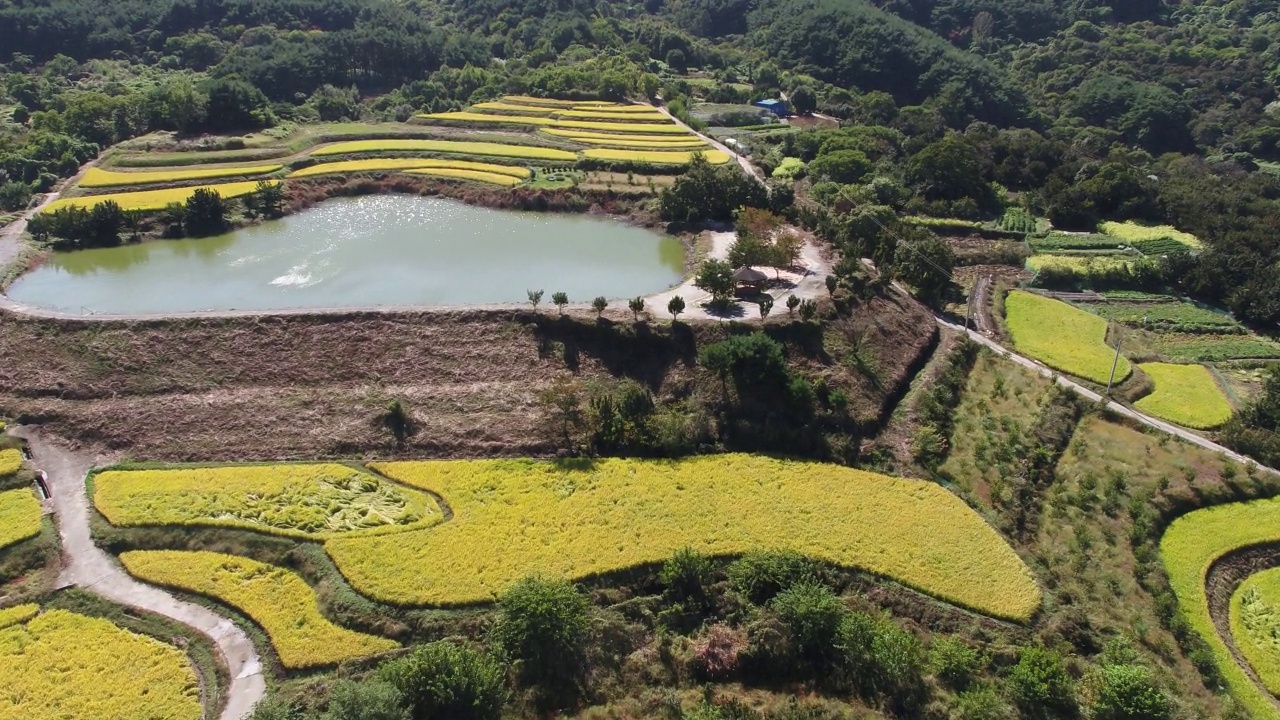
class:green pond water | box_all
[7,195,685,315]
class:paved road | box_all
[938,319,1272,470]
[11,428,266,720]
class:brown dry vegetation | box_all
[0,290,935,461]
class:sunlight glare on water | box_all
[7,195,685,315]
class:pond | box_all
[7,195,686,315]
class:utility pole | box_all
[1106,324,1123,396]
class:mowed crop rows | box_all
[1232,568,1280,697]
[79,164,282,188]
[326,455,1041,620]
[0,608,202,720]
[94,463,440,540]
[43,180,275,213]
[0,488,42,550]
[121,550,398,668]
[1004,290,1130,384]
[1134,363,1233,429]
[1161,498,1280,720]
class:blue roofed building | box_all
[753,99,788,118]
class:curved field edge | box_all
[1231,567,1280,698]
[326,455,1042,621]
[0,607,204,720]
[91,463,443,541]
[119,550,399,669]
[1161,498,1280,720]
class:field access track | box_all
[11,427,265,720]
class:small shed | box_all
[753,99,788,118]
[733,266,768,292]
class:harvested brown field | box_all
[0,292,934,461]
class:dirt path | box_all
[10,427,266,720]
[0,159,99,272]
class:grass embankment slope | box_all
[0,290,935,461]
[1004,290,1131,384]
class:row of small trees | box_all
[525,287,815,322]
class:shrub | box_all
[660,546,716,605]
[929,636,986,690]
[727,550,815,604]
[870,619,927,712]
[771,582,846,671]
[1089,664,1171,720]
[692,623,748,679]
[491,576,590,693]
[377,641,505,720]
[953,685,1015,720]
[322,680,408,720]
[1008,646,1076,718]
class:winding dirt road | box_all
[11,427,266,720]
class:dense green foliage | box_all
[377,642,505,720]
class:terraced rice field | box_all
[584,148,731,165]
[555,109,671,122]
[471,102,559,115]
[288,158,530,180]
[0,604,37,630]
[0,448,20,477]
[79,164,282,188]
[1162,498,1280,720]
[312,139,576,162]
[1099,221,1201,252]
[324,455,1041,620]
[403,168,523,186]
[419,111,554,127]
[43,180,275,213]
[553,119,691,134]
[121,550,398,668]
[540,129,701,144]
[1004,290,1131,384]
[0,488,43,550]
[503,95,605,107]
[1231,568,1280,697]
[1025,254,1136,273]
[93,464,440,540]
[557,136,710,149]
[1134,363,1233,429]
[0,608,202,720]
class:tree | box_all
[201,76,273,133]
[893,233,955,306]
[772,230,804,271]
[698,333,789,390]
[377,642,505,720]
[527,289,544,312]
[659,154,768,223]
[183,188,227,236]
[771,582,846,671]
[758,295,774,320]
[665,49,687,74]
[491,576,590,695]
[1090,664,1171,720]
[1009,646,1076,718]
[540,377,584,450]
[592,296,608,318]
[799,299,817,321]
[728,235,771,269]
[790,85,816,115]
[321,680,408,720]
[906,134,995,211]
[0,181,32,212]
[786,295,801,316]
[552,291,569,315]
[244,180,284,219]
[660,546,715,605]
[86,200,125,246]
[668,295,686,320]
[628,296,644,320]
[808,150,870,183]
[382,400,413,447]
[695,259,735,301]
